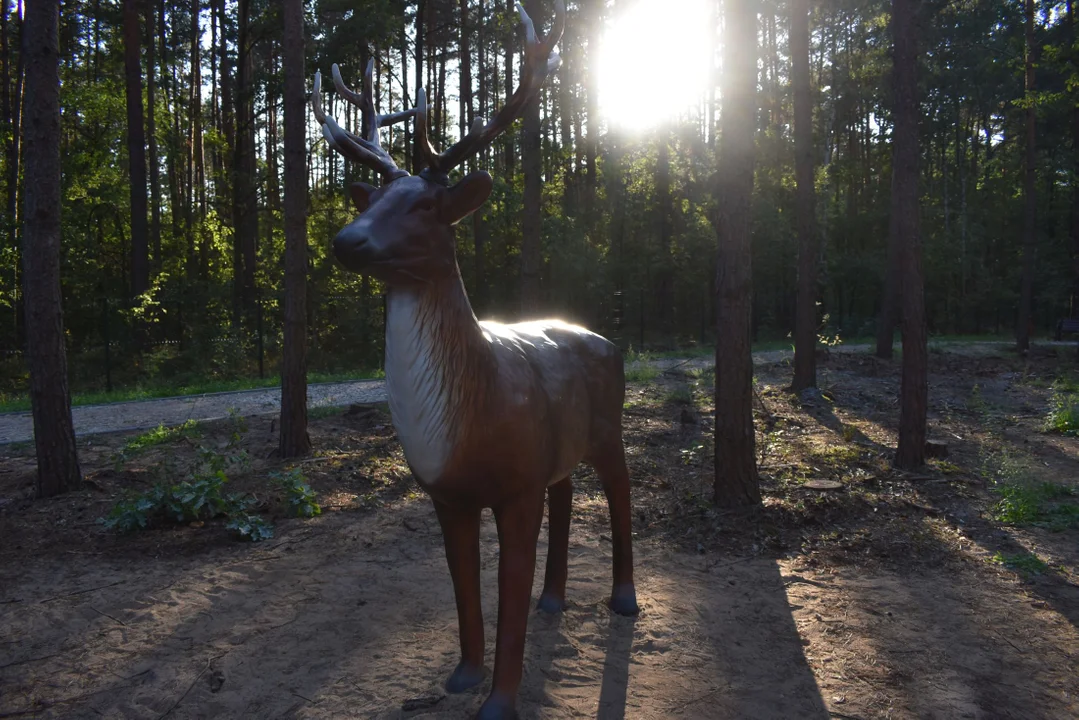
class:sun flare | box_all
[596,0,714,132]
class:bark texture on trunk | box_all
[22,0,82,497]
[791,0,818,392]
[1017,0,1036,352]
[3,0,23,287]
[279,0,310,458]
[123,0,149,297]
[146,0,161,269]
[713,0,760,509]
[234,0,258,319]
[1070,2,1079,321]
[655,131,672,337]
[519,0,542,317]
[892,0,928,470]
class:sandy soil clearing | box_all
[2,501,1077,720]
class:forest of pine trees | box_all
[1,0,1077,406]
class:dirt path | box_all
[0,339,1045,445]
[0,379,388,445]
[0,345,831,445]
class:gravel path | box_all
[0,340,1031,445]
[0,379,388,445]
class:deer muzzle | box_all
[332,222,376,273]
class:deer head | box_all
[310,0,564,288]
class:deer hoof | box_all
[446,661,487,694]
[536,592,567,614]
[475,691,518,719]
[608,585,639,616]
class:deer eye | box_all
[411,198,437,214]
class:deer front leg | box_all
[477,488,546,719]
[433,499,487,693]
[537,477,572,613]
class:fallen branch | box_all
[39,580,125,604]
[91,607,128,627]
[157,653,227,719]
[0,652,62,671]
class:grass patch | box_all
[990,551,1049,576]
[811,444,862,465]
[309,405,344,420]
[665,386,694,405]
[985,451,1079,530]
[121,419,203,455]
[685,365,715,380]
[1045,390,1079,436]
[625,365,658,383]
[0,369,384,414]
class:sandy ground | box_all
[2,341,1079,719]
[4,502,1076,720]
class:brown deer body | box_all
[310,5,637,716]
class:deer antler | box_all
[415,0,565,183]
[310,57,416,184]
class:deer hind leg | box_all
[537,477,572,613]
[477,488,546,719]
[589,441,639,616]
[433,500,487,693]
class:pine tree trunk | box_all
[146,0,162,269]
[655,131,672,337]
[584,0,599,192]
[279,0,310,458]
[472,0,489,313]
[266,42,280,215]
[412,0,425,174]
[3,0,23,267]
[4,0,22,262]
[399,28,411,165]
[22,0,82,497]
[713,0,760,508]
[791,0,818,392]
[1069,1,1079,321]
[892,0,928,470]
[502,0,514,180]
[234,0,257,320]
[1017,0,1036,351]
[519,0,542,317]
[123,0,150,297]
[191,0,205,218]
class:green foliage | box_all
[8,0,1079,413]
[308,405,343,420]
[984,450,1079,531]
[679,442,706,466]
[1045,390,1079,436]
[665,386,693,405]
[115,420,202,464]
[271,468,322,518]
[226,513,275,542]
[625,364,658,383]
[990,551,1049,577]
[100,443,269,539]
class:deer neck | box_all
[383,272,491,484]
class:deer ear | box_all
[443,171,493,225]
[349,182,377,213]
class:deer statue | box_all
[309,2,637,717]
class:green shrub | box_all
[271,468,321,518]
[1045,391,1079,436]
[100,446,270,540]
